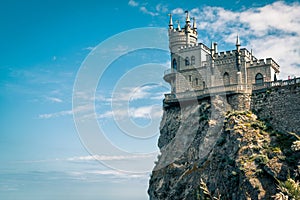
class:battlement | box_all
[215,50,235,58]
[165,11,281,102]
[248,58,280,72]
[177,42,210,52]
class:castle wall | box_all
[175,67,210,93]
[251,83,300,135]
[214,56,238,86]
[247,64,272,85]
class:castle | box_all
[164,11,281,104]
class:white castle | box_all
[164,11,280,102]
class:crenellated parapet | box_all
[164,11,282,101]
[168,11,198,53]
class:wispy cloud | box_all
[67,154,154,162]
[83,46,95,51]
[140,6,159,16]
[172,8,184,15]
[38,104,93,119]
[128,1,166,17]
[46,96,63,103]
[112,85,162,102]
[129,105,162,119]
[155,4,168,13]
[97,105,162,120]
[128,0,138,7]
[39,109,73,119]
[171,2,300,78]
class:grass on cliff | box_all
[195,110,300,199]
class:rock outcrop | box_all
[148,94,300,200]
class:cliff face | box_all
[148,87,300,200]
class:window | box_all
[195,78,199,85]
[203,81,206,89]
[185,57,190,66]
[191,56,195,65]
[172,58,177,70]
[188,75,192,82]
[223,72,230,85]
[255,73,264,85]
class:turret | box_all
[168,14,173,30]
[168,11,198,53]
[185,10,191,32]
[176,20,181,31]
[236,34,241,52]
[192,17,197,31]
[211,42,215,56]
[235,34,241,71]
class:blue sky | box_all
[1,0,300,199]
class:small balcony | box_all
[163,69,176,83]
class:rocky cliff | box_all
[148,91,300,199]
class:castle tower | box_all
[168,11,198,53]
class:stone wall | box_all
[251,83,300,135]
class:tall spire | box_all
[168,13,173,29]
[192,17,197,30]
[236,34,241,51]
[236,34,240,46]
[185,10,190,25]
[211,41,215,56]
[176,20,181,31]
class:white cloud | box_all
[185,1,300,79]
[172,8,184,15]
[97,110,114,119]
[46,97,63,103]
[190,8,200,15]
[113,85,160,102]
[39,109,73,119]
[97,105,162,120]
[112,45,129,53]
[129,105,162,119]
[140,6,159,16]
[83,46,95,51]
[67,154,153,161]
[39,104,94,119]
[128,0,138,7]
[156,4,168,13]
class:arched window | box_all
[172,58,177,70]
[185,57,190,66]
[223,72,230,85]
[191,56,195,65]
[195,78,199,86]
[255,73,264,85]
[203,81,206,89]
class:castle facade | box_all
[164,11,280,101]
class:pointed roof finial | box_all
[192,17,197,30]
[211,41,214,50]
[176,20,181,31]
[168,13,173,29]
[185,10,190,24]
[236,34,240,46]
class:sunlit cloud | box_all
[67,154,153,161]
[172,8,184,15]
[46,97,63,103]
[171,2,300,78]
[128,0,138,7]
[140,6,159,16]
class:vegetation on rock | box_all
[149,103,300,200]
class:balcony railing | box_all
[164,77,300,102]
